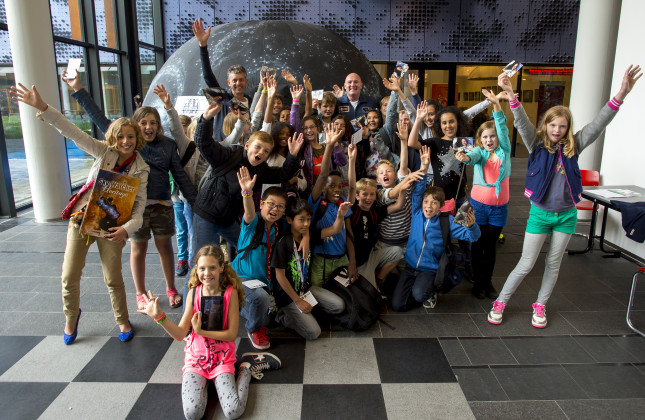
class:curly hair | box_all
[188,245,245,307]
[104,117,146,151]
[433,106,472,138]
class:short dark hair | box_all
[423,186,445,207]
[262,186,288,202]
[286,196,313,219]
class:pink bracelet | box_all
[608,96,623,110]
[293,99,300,103]
[509,98,520,109]
[241,190,253,197]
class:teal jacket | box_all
[465,110,511,198]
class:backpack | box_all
[434,213,467,294]
[323,266,381,331]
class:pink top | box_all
[470,155,510,206]
[183,284,236,380]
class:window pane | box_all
[136,0,154,45]
[139,47,156,95]
[99,50,123,119]
[50,0,83,41]
[54,42,93,187]
[94,0,118,49]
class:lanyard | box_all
[114,152,136,173]
[292,239,307,293]
[265,223,277,282]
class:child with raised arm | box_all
[488,65,642,328]
[308,127,358,285]
[455,88,511,300]
[11,83,148,343]
[138,245,280,420]
[391,146,481,312]
[233,167,288,350]
[271,197,350,340]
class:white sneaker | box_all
[531,302,547,328]
[488,300,506,325]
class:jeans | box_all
[173,201,189,261]
[240,285,272,333]
[391,263,436,312]
[275,286,345,340]
[497,231,572,305]
[184,213,239,305]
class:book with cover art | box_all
[79,169,141,237]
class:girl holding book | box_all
[11,83,149,344]
[138,245,280,419]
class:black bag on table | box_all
[323,266,381,331]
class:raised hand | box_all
[288,132,305,156]
[62,70,83,92]
[136,290,163,319]
[202,102,222,120]
[337,201,351,218]
[496,90,518,101]
[332,84,344,98]
[153,84,172,108]
[10,83,48,112]
[498,72,514,94]
[382,75,401,92]
[266,75,277,96]
[324,124,342,146]
[237,166,257,191]
[303,74,312,92]
[281,69,298,86]
[420,145,431,167]
[192,18,211,47]
[407,73,419,95]
[395,121,408,142]
[290,84,304,101]
[481,88,499,106]
[259,69,269,87]
[348,143,357,162]
[616,64,642,101]
[416,100,428,120]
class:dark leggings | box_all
[471,224,504,292]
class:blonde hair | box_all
[376,159,395,173]
[223,112,239,137]
[398,110,409,119]
[536,105,576,158]
[179,114,192,130]
[321,92,337,106]
[356,178,377,193]
[474,120,496,148]
[186,117,199,140]
[247,130,274,148]
[188,245,245,307]
[105,117,145,151]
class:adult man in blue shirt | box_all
[336,73,379,130]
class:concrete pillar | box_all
[5,0,71,222]
[569,0,622,172]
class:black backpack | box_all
[323,266,381,331]
[434,213,467,294]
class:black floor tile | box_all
[0,382,67,419]
[301,384,387,420]
[491,365,587,400]
[572,336,640,363]
[563,363,645,399]
[459,337,518,365]
[502,336,595,364]
[0,335,44,376]
[127,383,183,420]
[373,338,455,383]
[557,398,645,419]
[560,311,639,335]
[611,335,645,362]
[74,337,172,382]
[235,337,305,384]
[469,400,568,420]
[453,366,508,402]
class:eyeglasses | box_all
[302,125,317,131]
[262,201,285,211]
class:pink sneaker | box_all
[488,300,506,325]
[531,302,547,328]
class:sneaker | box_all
[247,326,270,350]
[488,300,506,324]
[423,293,437,309]
[531,302,547,328]
[175,260,189,276]
[239,352,281,379]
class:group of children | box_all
[11,38,641,418]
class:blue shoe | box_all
[63,308,81,345]
[118,321,134,342]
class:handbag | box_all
[61,179,94,220]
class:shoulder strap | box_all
[237,214,267,260]
[180,142,197,167]
[222,285,233,329]
[439,213,451,248]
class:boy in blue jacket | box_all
[392,146,481,312]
